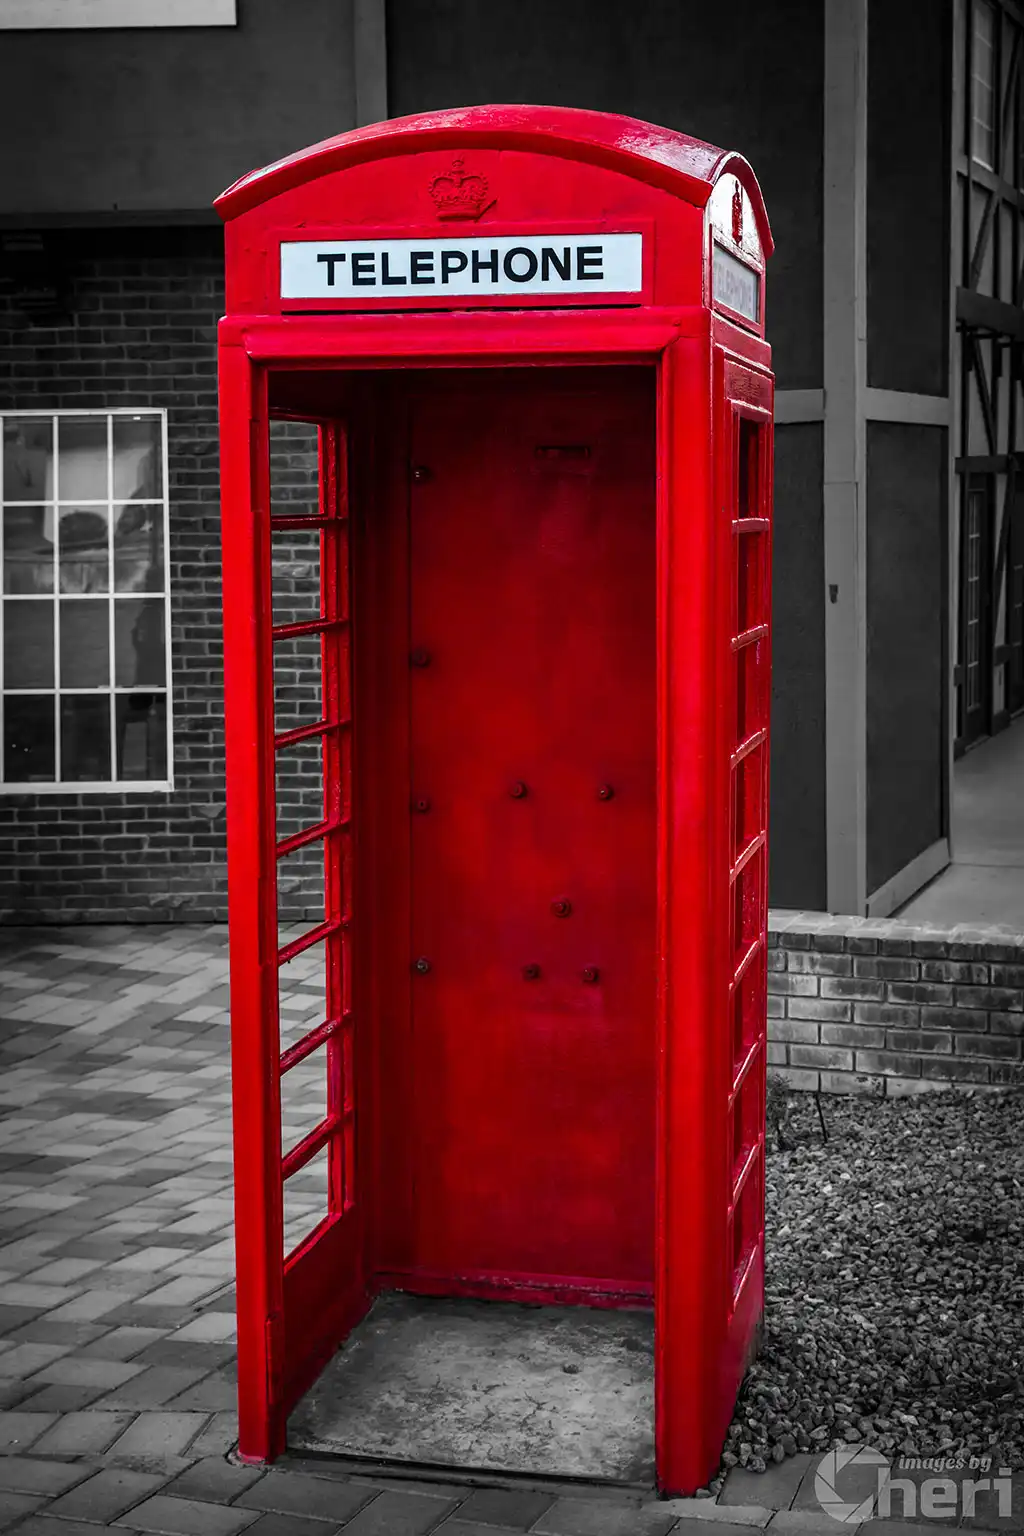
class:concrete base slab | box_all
[288,1292,655,1484]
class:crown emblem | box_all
[429,158,494,220]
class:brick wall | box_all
[0,227,322,924]
[768,911,1024,1094]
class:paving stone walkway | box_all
[0,926,1016,1536]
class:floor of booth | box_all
[288,1291,656,1484]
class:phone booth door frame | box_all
[217,107,774,1498]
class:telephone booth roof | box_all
[214,103,773,256]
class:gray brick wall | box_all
[768,911,1024,1095]
[0,228,321,924]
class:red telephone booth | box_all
[216,105,773,1496]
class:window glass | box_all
[3,696,54,783]
[61,695,112,783]
[971,0,997,170]
[57,416,108,502]
[60,600,109,689]
[1,411,171,789]
[3,418,52,502]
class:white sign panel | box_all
[713,243,760,323]
[280,233,644,300]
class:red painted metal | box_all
[217,105,773,1494]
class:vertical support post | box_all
[823,0,869,914]
[353,0,388,128]
[655,334,718,1495]
[948,0,966,852]
[219,338,285,1461]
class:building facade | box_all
[0,0,1015,924]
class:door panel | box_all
[406,370,656,1293]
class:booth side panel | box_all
[717,345,773,1459]
[656,333,721,1495]
[219,342,287,1461]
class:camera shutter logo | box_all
[814,1446,890,1524]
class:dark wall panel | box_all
[866,423,947,895]
[769,424,826,910]
[387,0,824,390]
[0,0,354,217]
[867,0,950,394]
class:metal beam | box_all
[353,0,388,129]
[823,0,869,915]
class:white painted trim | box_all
[353,0,388,127]
[823,0,869,916]
[0,0,236,25]
[864,389,951,426]
[866,837,951,917]
[774,389,826,424]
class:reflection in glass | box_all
[3,418,52,502]
[57,416,108,502]
[4,600,54,689]
[60,695,111,782]
[114,504,164,592]
[3,507,54,594]
[3,695,54,782]
[116,693,167,780]
[114,598,165,687]
[60,600,109,689]
[59,505,109,593]
[113,415,162,500]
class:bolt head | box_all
[522,963,541,980]
[414,957,431,974]
[597,784,615,801]
[582,966,600,984]
[509,780,528,799]
[551,898,572,918]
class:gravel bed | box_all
[721,1089,1024,1479]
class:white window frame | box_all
[0,407,174,794]
[0,1,236,27]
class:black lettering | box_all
[380,252,407,286]
[410,250,435,284]
[316,252,347,286]
[471,248,500,283]
[576,245,604,281]
[351,252,376,286]
[541,246,571,281]
[503,247,539,283]
[441,250,468,283]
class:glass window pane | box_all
[60,695,111,782]
[113,415,163,500]
[59,505,109,593]
[3,695,55,782]
[114,597,165,686]
[114,503,164,592]
[115,693,167,781]
[60,599,109,689]
[57,416,107,502]
[3,418,52,503]
[3,506,54,594]
[3,599,54,688]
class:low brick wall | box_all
[767,911,1024,1095]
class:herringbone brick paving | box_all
[0,927,1012,1536]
